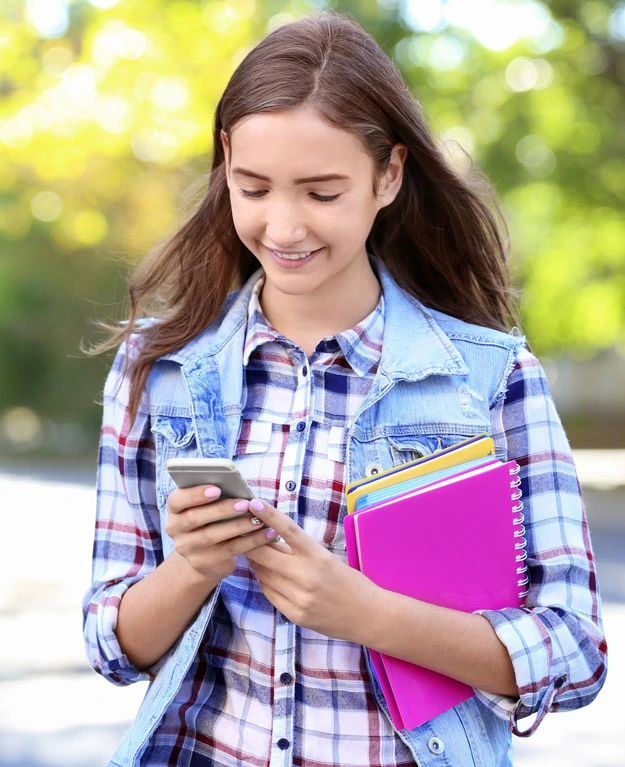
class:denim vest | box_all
[110,263,524,767]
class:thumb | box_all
[248,498,311,552]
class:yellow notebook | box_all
[346,433,495,514]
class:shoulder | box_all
[425,307,526,353]
[420,307,532,407]
[377,258,524,352]
[112,289,241,367]
[116,317,160,360]
[501,346,551,401]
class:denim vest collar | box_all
[159,260,470,382]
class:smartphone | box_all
[165,457,266,530]
[166,457,254,499]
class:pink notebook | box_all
[344,460,528,731]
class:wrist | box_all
[346,572,393,648]
[170,550,222,596]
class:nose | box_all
[264,199,307,249]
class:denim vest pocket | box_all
[150,414,198,521]
[151,414,196,450]
[387,434,435,466]
[387,430,492,467]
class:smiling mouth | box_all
[265,246,322,261]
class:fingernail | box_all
[250,498,264,513]
[265,528,278,539]
[204,486,221,499]
[233,499,249,512]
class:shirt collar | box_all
[242,275,282,366]
[333,292,384,377]
[242,273,384,377]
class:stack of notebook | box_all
[344,434,529,731]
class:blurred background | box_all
[0,0,623,765]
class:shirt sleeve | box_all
[82,336,163,686]
[473,347,608,736]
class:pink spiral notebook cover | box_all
[344,460,525,731]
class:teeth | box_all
[271,249,314,260]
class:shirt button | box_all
[280,672,292,685]
[554,677,565,689]
[277,738,290,750]
[428,736,445,754]
[296,421,306,432]
[285,480,297,492]
[301,366,308,377]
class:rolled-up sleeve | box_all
[474,347,608,736]
[82,336,163,686]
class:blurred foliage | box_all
[0,0,624,457]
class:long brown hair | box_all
[85,11,519,426]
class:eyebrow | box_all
[232,167,350,185]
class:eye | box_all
[311,193,341,203]
[238,188,267,198]
[236,189,341,203]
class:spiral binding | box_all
[509,462,529,600]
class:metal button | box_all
[428,736,445,754]
[277,738,290,750]
[364,462,384,477]
[280,672,292,685]
[296,421,306,432]
[285,480,297,492]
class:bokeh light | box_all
[516,135,557,178]
[31,191,63,222]
[25,0,69,39]
[505,57,554,91]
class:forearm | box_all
[116,551,219,671]
[357,587,519,698]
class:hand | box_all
[165,486,272,583]
[242,498,382,643]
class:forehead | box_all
[228,107,373,177]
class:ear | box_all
[377,143,407,207]
[221,129,231,188]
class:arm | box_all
[472,348,607,735]
[354,589,519,696]
[360,349,608,730]
[245,506,519,696]
[115,485,273,670]
[82,338,274,679]
[82,337,164,685]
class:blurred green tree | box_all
[0,0,623,458]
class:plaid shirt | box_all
[84,277,606,765]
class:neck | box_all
[259,261,381,356]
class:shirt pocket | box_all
[233,420,274,501]
[324,425,349,557]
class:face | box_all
[221,106,405,309]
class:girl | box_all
[83,12,607,767]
